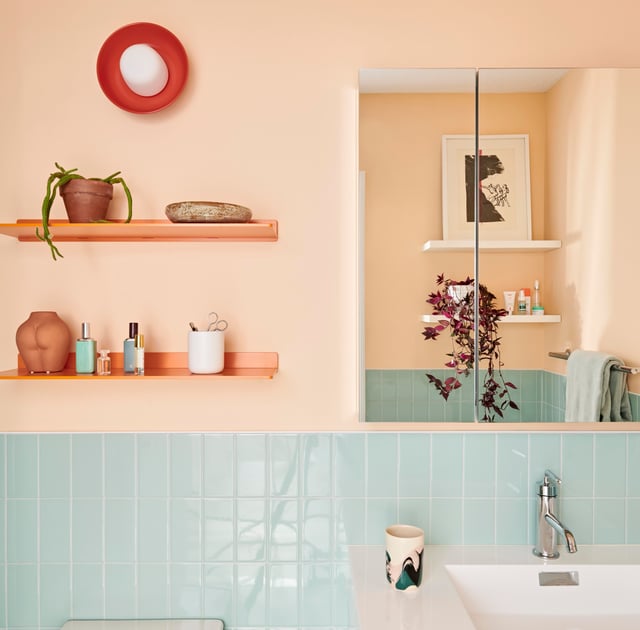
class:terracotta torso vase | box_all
[16,311,72,373]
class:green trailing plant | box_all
[422,274,518,422]
[36,162,133,260]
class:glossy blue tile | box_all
[237,499,266,561]
[562,434,594,497]
[562,498,594,544]
[72,434,103,498]
[237,434,266,497]
[398,433,430,497]
[105,498,135,562]
[496,434,528,498]
[334,498,365,558]
[8,434,37,498]
[235,563,266,626]
[269,564,299,626]
[7,499,37,562]
[430,498,462,544]
[627,434,640,497]
[464,499,495,544]
[463,434,495,497]
[105,563,135,617]
[40,499,70,563]
[170,498,202,562]
[270,499,299,561]
[204,499,234,561]
[137,433,168,498]
[40,564,71,627]
[367,433,397,497]
[170,563,203,617]
[301,563,333,626]
[398,498,429,538]
[39,434,70,498]
[170,433,202,497]
[72,563,104,618]
[137,563,169,618]
[529,433,561,489]
[72,498,103,562]
[626,498,640,543]
[594,498,625,543]
[204,434,234,497]
[495,498,529,544]
[366,498,397,545]
[333,562,358,627]
[431,434,463,497]
[138,498,168,562]
[301,434,332,497]
[204,564,234,623]
[105,434,135,497]
[270,434,299,497]
[7,565,38,627]
[334,434,365,497]
[595,434,626,497]
[302,499,332,561]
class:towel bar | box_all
[549,350,640,375]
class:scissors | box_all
[207,311,228,332]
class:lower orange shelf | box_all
[0,352,278,380]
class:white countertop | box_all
[349,544,640,630]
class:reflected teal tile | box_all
[105,498,134,562]
[7,564,38,627]
[496,434,528,498]
[170,498,201,562]
[170,563,202,617]
[529,434,561,487]
[367,434,396,497]
[204,499,234,561]
[40,564,70,627]
[7,499,37,562]
[105,434,135,497]
[138,434,168,497]
[270,434,299,497]
[464,434,495,497]
[301,434,332,497]
[366,370,382,400]
[381,399,398,421]
[237,499,266,561]
[72,564,104,618]
[0,502,4,563]
[464,499,495,544]
[302,499,332,561]
[562,434,594,497]
[427,390,446,421]
[399,433,430,497]
[269,564,299,626]
[366,498,397,545]
[430,498,462,544]
[270,499,298,561]
[72,498,102,562]
[40,499,70,562]
[398,498,429,538]
[444,397,463,422]
[626,499,640,543]
[170,434,202,497]
[629,435,640,497]
[8,434,37,498]
[138,564,169,618]
[335,498,365,558]
[235,564,266,626]
[380,371,397,400]
[72,434,103,498]
[333,562,358,627]
[0,435,4,498]
[594,498,625,543]
[301,563,332,626]
[204,434,234,497]
[138,498,168,562]
[495,498,528,544]
[334,434,365,497]
[204,564,234,624]
[365,400,384,422]
[562,498,594,544]
[237,434,266,497]
[105,564,135,617]
[431,434,463,497]
[39,434,70,498]
[595,434,626,497]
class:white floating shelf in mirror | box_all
[421,314,561,323]
[422,240,561,252]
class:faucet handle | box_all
[538,469,561,497]
[544,469,562,485]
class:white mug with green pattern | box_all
[385,524,424,591]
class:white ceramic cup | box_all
[385,524,425,591]
[188,330,224,374]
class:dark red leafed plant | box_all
[422,274,518,422]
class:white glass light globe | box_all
[119,44,169,97]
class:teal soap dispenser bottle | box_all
[76,322,97,374]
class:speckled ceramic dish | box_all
[165,201,252,223]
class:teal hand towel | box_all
[565,350,631,422]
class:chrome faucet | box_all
[533,469,578,559]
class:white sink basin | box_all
[446,563,640,630]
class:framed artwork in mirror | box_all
[442,134,531,240]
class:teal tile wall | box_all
[3,431,640,629]
[366,369,640,422]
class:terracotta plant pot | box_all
[60,178,113,223]
[16,311,72,373]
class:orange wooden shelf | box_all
[0,219,278,242]
[0,351,279,380]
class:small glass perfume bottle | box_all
[97,349,111,376]
[123,322,138,374]
[134,334,145,375]
[76,322,97,374]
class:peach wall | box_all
[1,1,640,431]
